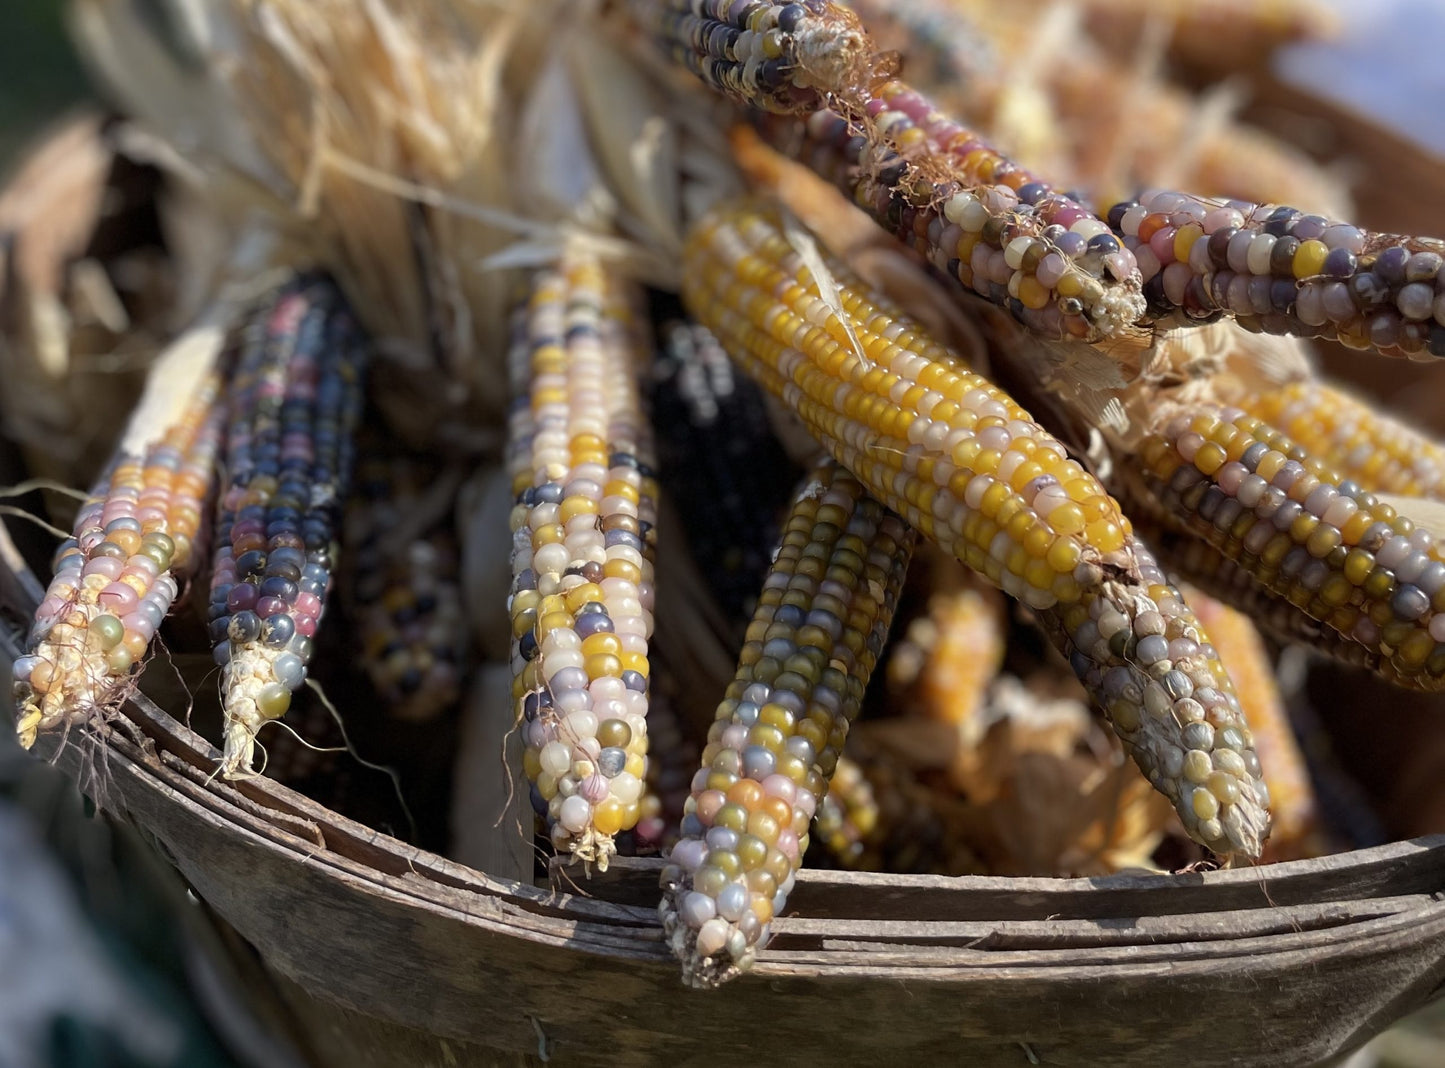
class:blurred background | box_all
[1,1,1444,1065]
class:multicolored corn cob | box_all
[651,319,799,626]
[683,197,1133,612]
[1109,190,1445,357]
[763,82,1147,341]
[13,322,227,749]
[207,277,368,777]
[1134,401,1445,688]
[1187,589,1319,860]
[1041,535,1272,856]
[659,458,914,986]
[1238,380,1445,501]
[508,254,659,871]
[635,659,700,853]
[627,0,873,113]
[346,453,466,722]
[812,751,879,867]
[683,198,1271,856]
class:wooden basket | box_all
[5,522,1445,1067]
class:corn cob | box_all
[683,197,1132,612]
[651,318,799,626]
[207,277,368,777]
[1238,380,1445,501]
[626,0,873,113]
[635,659,700,853]
[890,581,1006,730]
[684,198,1271,856]
[761,82,1147,341]
[659,457,914,986]
[13,322,227,749]
[1109,190,1445,358]
[812,751,878,867]
[1041,535,1271,856]
[509,255,659,871]
[1186,589,1319,860]
[346,453,466,722]
[1135,401,1445,688]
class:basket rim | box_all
[6,516,1445,969]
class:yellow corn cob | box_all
[893,581,1006,730]
[682,198,1271,858]
[813,752,880,868]
[683,197,1132,613]
[1240,380,1445,502]
[509,253,659,871]
[1186,588,1319,860]
[660,457,913,986]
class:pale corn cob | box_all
[1109,190,1445,358]
[207,277,368,777]
[682,199,1269,856]
[13,324,226,749]
[635,661,699,853]
[659,458,914,986]
[890,582,1006,729]
[683,197,1133,612]
[651,319,799,626]
[812,751,878,867]
[762,84,1147,340]
[1239,380,1445,501]
[1041,535,1271,856]
[1135,401,1445,687]
[509,255,659,871]
[1187,589,1319,859]
[626,0,873,113]
[347,454,466,722]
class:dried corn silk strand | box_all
[1240,380,1445,502]
[256,691,344,785]
[1110,191,1445,359]
[1136,401,1445,688]
[1186,589,1319,859]
[208,277,368,777]
[841,0,999,103]
[652,319,799,626]
[347,454,465,722]
[14,323,227,749]
[509,255,659,871]
[683,198,1132,612]
[1041,536,1272,856]
[659,458,913,986]
[627,0,874,113]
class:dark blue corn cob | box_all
[651,319,800,630]
[207,275,369,777]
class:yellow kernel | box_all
[1293,239,1329,279]
[1050,503,1086,536]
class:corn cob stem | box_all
[509,254,659,872]
[1134,400,1445,688]
[659,457,914,986]
[13,322,227,748]
[207,276,369,778]
[626,0,874,113]
[1109,190,1445,358]
[1186,588,1319,860]
[1238,380,1445,501]
[682,198,1271,857]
